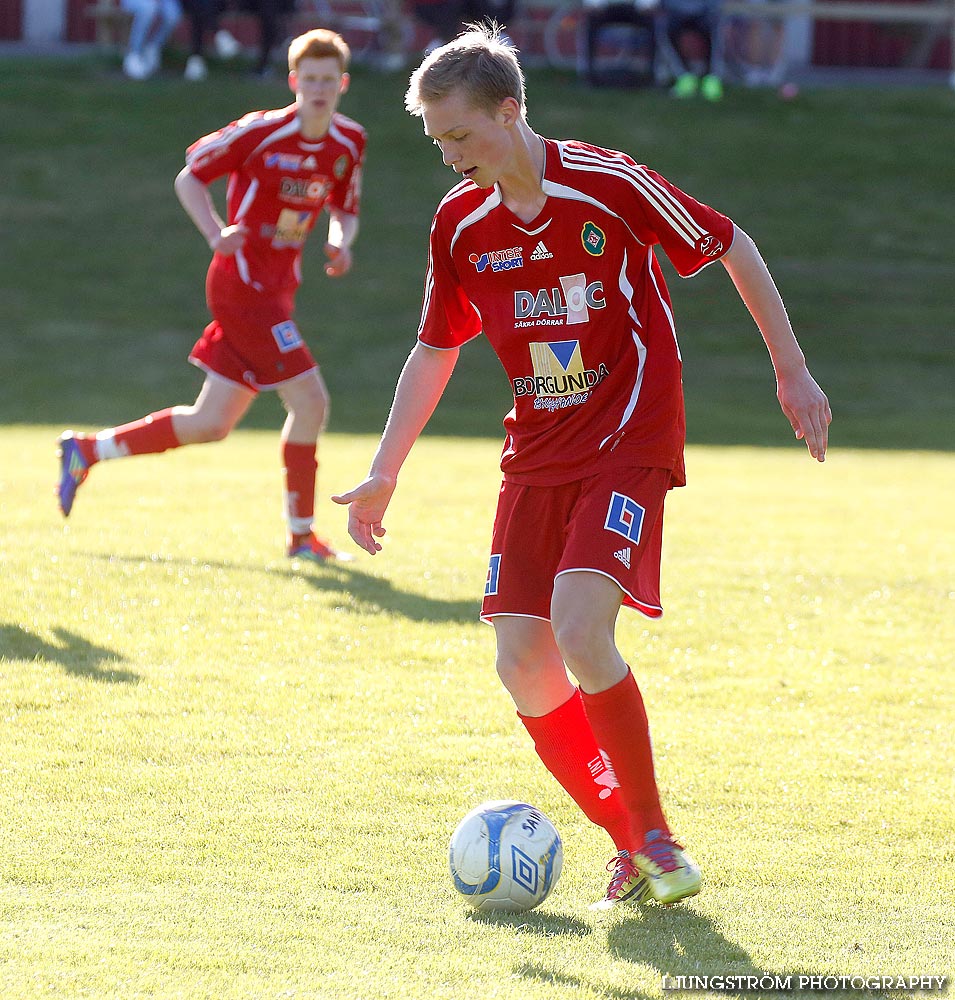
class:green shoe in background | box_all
[671,72,699,98]
[701,74,724,101]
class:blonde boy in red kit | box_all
[334,24,831,907]
[57,28,365,562]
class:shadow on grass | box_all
[516,906,898,1000]
[466,907,591,938]
[0,624,139,683]
[86,551,481,625]
[607,907,763,987]
[517,962,654,1000]
[281,561,482,625]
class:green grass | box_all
[1,53,954,997]
[0,56,953,447]
[2,428,954,997]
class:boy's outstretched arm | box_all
[332,342,459,553]
[721,225,832,462]
[174,166,247,255]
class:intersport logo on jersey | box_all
[264,152,319,171]
[470,246,524,272]
[514,273,606,327]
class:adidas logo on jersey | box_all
[530,240,553,261]
[613,547,631,569]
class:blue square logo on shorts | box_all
[272,320,304,354]
[605,492,646,544]
[485,554,501,596]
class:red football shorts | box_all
[480,466,672,623]
[189,263,317,392]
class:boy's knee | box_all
[201,422,232,443]
[495,648,547,694]
[552,617,599,667]
[286,381,329,430]
[495,651,526,690]
[187,415,234,443]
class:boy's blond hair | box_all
[288,28,351,73]
[404,22,525,118]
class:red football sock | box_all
[96,408,180,461]
[519,689,634,852]
[283,441,318,536]
[580,670,670,847]
[74,436,98,467]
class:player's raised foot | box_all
[287,531,354,563]
[589,850,650,911]
[56,431,90,518]
[631,829,701,905]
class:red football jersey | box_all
[418,138,735,487]
[186,104,365,293]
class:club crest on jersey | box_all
[697,233,724,257]
[470,247,524,273]
[581,222,606,256]
[514,272,606,327]
[333,154,349,179]
[604,492,646,544]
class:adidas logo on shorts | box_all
[613,547,631,569]
[530,240,553,261]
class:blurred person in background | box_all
[58,30,365,564]
[181,0,243,81]
[732,0,787,87]
[372,0,413,69]
[120,0,183,79]
[580,0,661,88]
[412,0,517,53]
[662,0,723,99]
[244,0,297,77]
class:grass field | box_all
[0,56,952,446]
[2,428,953,998]
[1,52,953,999]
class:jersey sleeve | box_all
[328,132,365,217]
[185,111,273,184]
[416,215,482,349]
[627,166,735,277]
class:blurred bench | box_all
[720,0,954,26]
[84,0,341,51]
[721,0,955,79]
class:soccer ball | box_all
[448,800,563,912]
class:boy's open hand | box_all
[332,473,397,554]
[777,368,832,462]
